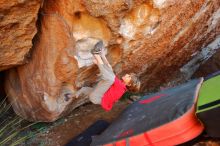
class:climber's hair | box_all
[126,73,141,93]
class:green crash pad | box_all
[197,73,220,113]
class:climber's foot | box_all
[64,93,72,101]
[91,40,103,54]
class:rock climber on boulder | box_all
[76,40,141,111]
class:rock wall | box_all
[4,0,220,121]
[193,45,220,78]
[181,37,220,79]
[0,0,41,71]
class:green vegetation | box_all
[0,97,40,146]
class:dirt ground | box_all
[28,100,130,146]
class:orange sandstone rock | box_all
[0,0,41,71]
[4,0,220,121]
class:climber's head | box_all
[122,73,141,93]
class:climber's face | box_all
[122,74,132,86]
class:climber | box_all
[76,40,141,111]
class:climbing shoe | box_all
[91,40,103,54]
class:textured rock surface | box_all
[4,0,220,121]
[181,37,220,79]
[5,0,112,122]
[0,0,41,71]
[193,47,220,78]
[119,0,220,90]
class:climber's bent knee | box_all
[89,95,101,104]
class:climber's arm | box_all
[101,48,112,68]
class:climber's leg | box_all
[89,55,115,104]
[75,87,93,98]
